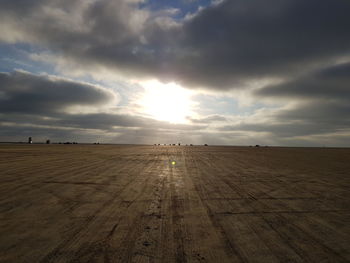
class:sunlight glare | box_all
[139,80,194,123]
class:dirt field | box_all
[0,145,349,262]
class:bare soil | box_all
[0,145,349,262]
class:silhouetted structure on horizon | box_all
[28,137,32,144]
[46,139,50,144]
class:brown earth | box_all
[0,144,349,262]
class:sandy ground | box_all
[0,144,349,262]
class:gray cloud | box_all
[53,113,206,131]
[220,98,350,140]
[221,62,349,141]
[256,63,350,101]
[179,0,350,83]
[0,71,117,114]
[1,0,350,89]
[187,114,227,123]
[275,101,350,128]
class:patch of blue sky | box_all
[192,94,266,117]
[139,0,212,19]
[0,43,56,75]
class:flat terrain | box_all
[0,145,349,262]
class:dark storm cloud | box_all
[1,0,350,89]
[0,71,117,114]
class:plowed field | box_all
[0,145,349,262]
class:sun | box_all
[139,80,195,123]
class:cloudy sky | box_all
[1,0,350,146]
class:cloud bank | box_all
[1,0,350,89]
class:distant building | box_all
[46,139,50,144]
[28,137,32,144]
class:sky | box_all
[0,0,350,146]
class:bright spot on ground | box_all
[172,161,176,165]
[139,80,195,123]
